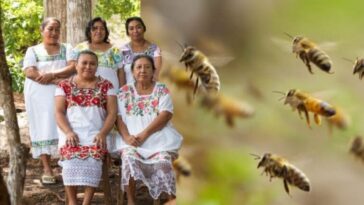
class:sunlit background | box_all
[138,0,364,204]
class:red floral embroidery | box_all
[59,145,107,160]
[58,78,113,109]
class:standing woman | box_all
[117,55,182,205]
[22,17,75,184]
[71,17,125,89]
[55,50,117,205]
[121,16,162,84]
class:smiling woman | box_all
[55,50,117,205]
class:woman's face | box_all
[127,20,145,40]
[133,57,154,83]
[41,20,60,45]
[91,21,106,44]
[76,54,98,80]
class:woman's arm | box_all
[116,115,139,146]
[118,67,126,88]
[135,111,172,145]
[153,56,162,81]
[55,96,79,146]
[24,66,42,81]
[38,61,76,84]
[93,95,117,148]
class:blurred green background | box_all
[141,0,364,204]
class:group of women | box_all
[22,16,182,205]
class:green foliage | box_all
[94,0,140,21]
[1,0,43,92]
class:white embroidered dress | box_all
[71,41,123,89]
[23,43,72,158]
[117,82,183,199]
[56,78,116,187]
[120,43,161,84]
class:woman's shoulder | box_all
[74,41,89,51]
[154,82,170,95]
[98,77,114,88]
[119,83,134,93]
[57,78,73,90]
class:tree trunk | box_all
[43,0,67,43]
[0,168,10,205]
[0,5,29,205]
[66,0,92,46]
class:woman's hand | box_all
[66,131,79,147]
[36,72,54,84]
[124,135,139,147]
[135,132,149,146]
[93,133,107,149]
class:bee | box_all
[200,93,254,127]
[326,106,350,135]
[161,66,197,104]
[350,136,364,163]
[288,34,333,74]
[343,57,364,80]
[278,89,336,128]
[178,44,220,96]
[251,153,310,195]
[173,156,192,183]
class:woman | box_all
[117,55,182,205]
[22,17,75,184]
[121,16,162,84]
[55,50,117,205]
[71,17,125,89]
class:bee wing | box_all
[311,90,336,101]
[270,37,292,53]
[317,41,337,51]
[163,50,181,63]
[208,56,235,67]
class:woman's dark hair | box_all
[125,16,146,36]
[131,54,155,72]
[85,17,110,43]
[77,50,98,65]
[41,17,61,30]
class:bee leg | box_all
[314,114,321,125]
[193,77,199,97]
[301,106,311,128]
[189,71,194,80]
[299,52,313,74]
[297,109,303,119]
[282,166,291,195]
[226,115,234,127]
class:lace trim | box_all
[59,145,107,161]
[121,149,176,199]
[31,144,59,158]
[31,139,58,148]
[61,158,102,187]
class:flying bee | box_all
[343,57,364,80]
[178,44,220,96]
[326,106,350,135]
[286,33,333,74]
[251,153,310,195]
[173,156,192,183]
[200,93,254,127]
[350,136,364,163]
[276,89,336,128]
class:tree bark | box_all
[66,0,92,46]
[0,5,29,205]
[43,0,67,43]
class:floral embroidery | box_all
[58,78,113,109]
[32,139,58,148]
[121,147,172,162]
[119,83,169,116]
[33,44,67,62]
[59,145,107,161]
[71,42,123,70]
[121,43,158,65]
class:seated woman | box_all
[55,50,117,205]
[121,16,162,84]
[116,54,182,205]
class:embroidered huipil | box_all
[56,78,116,187]
[117,82,182,199]
[23,43,72,158]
